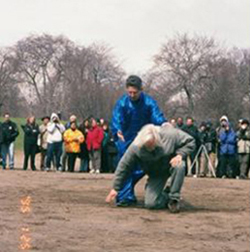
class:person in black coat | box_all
[78,118,90,172]
[21,116,39,170]
[182,117,199,175]
[1,113,19,170]
[0,122,2,166]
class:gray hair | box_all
[133,124,162,148]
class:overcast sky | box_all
[0,0,249,74]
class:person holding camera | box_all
[236,119,250,179]
[217,116,237,178]
[45,113,65,172]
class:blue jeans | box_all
[46,142,63,169]
[1,142,15,169]
[80,158,89,172]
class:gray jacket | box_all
[113,125,195,191]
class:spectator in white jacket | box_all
[45,113,65,171]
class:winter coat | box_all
[218,128,237,155]
[205,128,217,153]
[64,128,84,153]
[22,123,39,146]
[182,124,199,145]
[111,92,166,152]
[47,113,65,143]
[39,124,49,149]
[0,122,3,144]
[86,125,104,151]
[102,130,110,148]
[78,124,89,159]
[1,120,19,144]
[198,130,207,145]
[237,127,250,154]
[113,125,195,191]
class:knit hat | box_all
[200,121,207,127]
[241,119,249,125]
[220,115,229,122]
[126,75,142,90]
[41,116,50,121]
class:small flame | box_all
[19,196,32,250]
[20,196,32,214]
[19,234,31,250]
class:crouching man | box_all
[106,124,195,213]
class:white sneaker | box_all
[45,167,50,172]
[89,169,95,174]
[96,169,100,174]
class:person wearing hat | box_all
[217,115,237,178]
[61,114,77,172]
[111,75,166,206]
[39,116,50,170]
[45,113,65,171]
[236,119,250,179]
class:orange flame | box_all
[20,196,32,214]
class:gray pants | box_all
[144,162,186,209]
[89,149,101,172]
[238,154,250,177]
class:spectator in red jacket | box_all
[86,118,104,174]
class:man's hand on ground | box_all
[106,189,118,203]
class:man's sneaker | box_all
[168,199,180,213]
[95,169,100,174]
[89,169,95,174]
[45,167,50,172]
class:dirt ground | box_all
[0,151,249,252]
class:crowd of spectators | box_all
[0,113,118,174]
[0,113,249,179]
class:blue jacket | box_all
[111,92,166,153]
[219,128,237,155]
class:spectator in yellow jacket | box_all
[64,122,84,172]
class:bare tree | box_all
[152,33,223,117]
[0,48,25,115]
[61,43,125,120]
[13,34,75,116]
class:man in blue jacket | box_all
[217,116,237,178]
[111,75,166,206]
